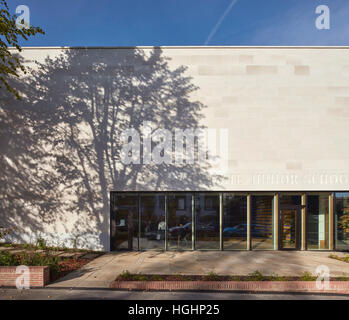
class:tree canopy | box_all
[0,0,44,99]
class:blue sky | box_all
[7,0,349,46]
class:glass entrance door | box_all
[280,208,300,250]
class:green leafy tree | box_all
[0,0,44,98]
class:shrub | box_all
[118,270,132,280]
[151,275,164,281]
[204,271,220,281]
[133,274,147,281]
[248,270,265,281]
[337,276,349,281]
[0,251,18,266]
[36,238,47,250]
[300,271,316,281]
[270,273,286,281]
[0,251,60,276]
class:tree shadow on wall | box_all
[0,48,225,249]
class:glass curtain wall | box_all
[278,194,302,250]
[139,194,166,250]
[111,192,339,251]
[223,194,247,250]
[167,194,193,250]
[110,193,138,250]
[306,193,330,250]
[335,193,349,250]
[251,195,274,250]
[279,194,301,207]
[195,193,220,249]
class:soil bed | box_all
[51,258,93,282]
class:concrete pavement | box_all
[46,251,349,289]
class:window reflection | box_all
[335,193,349,250]
[111,194,138,250]
[111,192,337,252]
[139,194,166,250]
[223,194,247,250]
[251,195,274,250]
[167,194,192,250]
[279,194,302,250]
[306,194,329,250]
[195,194,220,249]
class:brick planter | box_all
[0,266,50,288]
[110,281,349,294]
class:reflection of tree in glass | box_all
[339,205,349,232]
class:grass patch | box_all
[203,271,220,281]
[300,271,317,281]
[133,274,148,281]
[247,270,265,281]
[270,273,289,281]
[336,276,349,281]
[115,272,349,282]
[118,270,133,281]
[151,275,165,281]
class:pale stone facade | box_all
[1,47,349,250]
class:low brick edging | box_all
[0,266,50,288]
[110,281,349,294]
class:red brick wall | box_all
[0,266,50,288]
[110,280,349,294]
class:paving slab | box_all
[47,251,349,289]
[138,260,171,275]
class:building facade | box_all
[1,46,349,251]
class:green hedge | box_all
[0,251,59,273]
